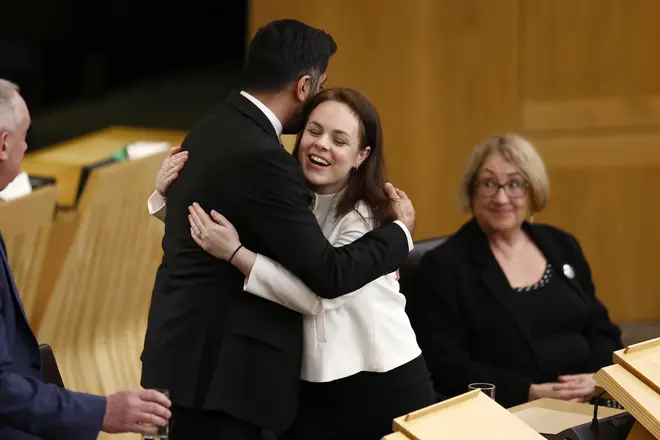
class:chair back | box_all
[399,236,449,297]
[0,185,57,325]
[37,153,166,396]
[39,343,65,388]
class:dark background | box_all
[0,0,248,150]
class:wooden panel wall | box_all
[523,0,660,131]
[254,0,521,237]
[250,0,660,323]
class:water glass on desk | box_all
[468,382,496,400]
[143,389,170,440]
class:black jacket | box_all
[407,219,622,408]
[140,92,409,431]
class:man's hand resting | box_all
[385,182,415,235]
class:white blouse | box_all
[147,190,422,382]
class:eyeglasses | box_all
[474,179,528,199]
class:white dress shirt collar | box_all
[240,90,283,138]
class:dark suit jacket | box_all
[407,219,622,408]
[140,91,409,431]
[0,233,106,439]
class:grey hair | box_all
[307,67,322,93]
[0,79,20,132]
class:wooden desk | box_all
[21,126,187,206]
[510,398,624,435]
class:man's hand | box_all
[385,182,415,235]
[102,389,172,436]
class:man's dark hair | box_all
[243,19,337,93]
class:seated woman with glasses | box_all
[407,134,622,408]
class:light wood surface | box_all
[0,186,57,326]
[628,421,656,440]
[385,389,545,439]
[594,364,660,439]
[21,126,186,206]
[614,338,660,397]
[251,0,660,323]
[36,153,167,440]
[523,0,660,132]
[509,398,624,435]
[23,127,187,334]
[532,137,660,323]
[252,0,518,240]
[385,396,628,439]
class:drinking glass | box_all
[143,389,169,440]
[468,382,496,400]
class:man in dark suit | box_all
[0,79,172,439]
[140,19,415,439]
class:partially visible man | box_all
[0,78,172,440]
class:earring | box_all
[529,213,535,223]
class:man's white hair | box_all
[0,79,20,132]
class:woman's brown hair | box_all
[292,88,394,226]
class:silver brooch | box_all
[563,264,575,279]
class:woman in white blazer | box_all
[149,88,435,440]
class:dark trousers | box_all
[170,404,273,440]
[282,356,435,440]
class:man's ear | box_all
[294,75,313,103]
[0,131,9,161]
